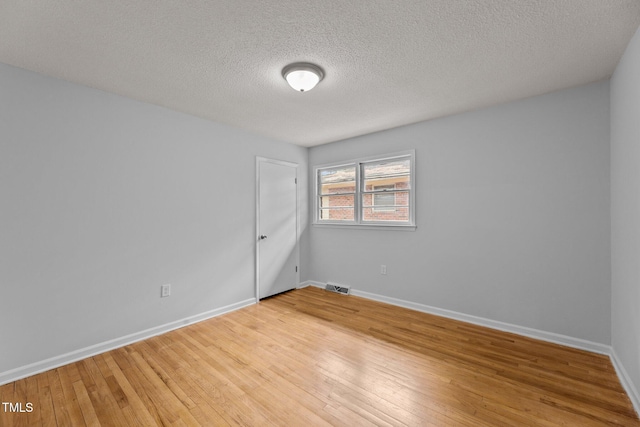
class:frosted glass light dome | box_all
[282,63,324,92]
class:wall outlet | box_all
[161,284,171,298]
[380,265,387,275]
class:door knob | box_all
[259,235,268,240]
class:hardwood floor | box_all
[1,286,638,426]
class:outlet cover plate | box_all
[161,284,171,297]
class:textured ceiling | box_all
[1,1,639,147]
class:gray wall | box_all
[611,26,640,402]
[308,80,611,344]
[0,62,308,374]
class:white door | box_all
[257,158,298,299]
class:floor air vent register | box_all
[325,282,351,295]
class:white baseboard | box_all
[610,348,640,417]
[0,298,255,386]
[303,281,610,354]
[352,288,611,355]
[301,280,325,289]
[297,280,318,289]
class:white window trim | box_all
[313,150,416,230]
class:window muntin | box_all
[315,151,415,227]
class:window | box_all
[315,150,415,228]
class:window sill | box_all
[312,223,417,231]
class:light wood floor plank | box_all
[131,337,231,426]
[1,286,638,426]
[78,358,130,426]
[35,374,56,427]
[56,365,87,427]
[0,381,15,427]
[72,379,100,426]
[25,375,42,426]
[11,379,27,427]
[99,353,159,427]
[45,370,71,427]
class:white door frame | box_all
[255,157,300,302]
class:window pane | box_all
[362,158,411,191]
[319,207,355,221]
[319,165,356,195]
[362,206,409,222]
[319,194,354,221]
[320,194,354,208]
[372,184,395,211]
[362,191,409,222]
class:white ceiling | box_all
[1,1,639,147]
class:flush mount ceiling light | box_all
[282,63,324,92]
